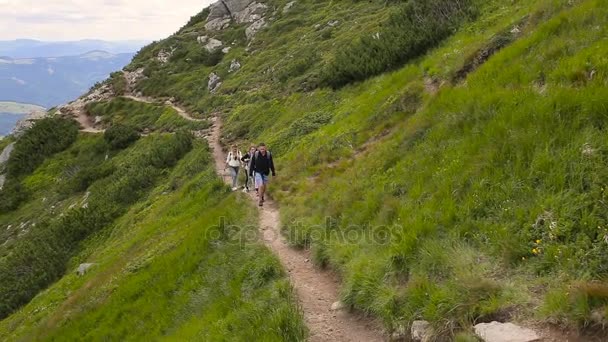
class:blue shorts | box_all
[254,172,270,188]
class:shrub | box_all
[0,133,194,319]
[321,0,477,88]
[104,124,140,150]
[6,117,79,177]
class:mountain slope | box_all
[1,0,607,340]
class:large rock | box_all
[234,2,268,24]
[283,1,297,14]
[208,72,222,93]
[206,38,223,52]
[205,0,268,32]
[474,322,540,342]
[246,18,266,39]
[229,59,241,72]
[411,320,433,342]
[76,263,96,276]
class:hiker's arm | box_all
[270,155,276,176]
[240,153,248,162]
[249,156,255,176]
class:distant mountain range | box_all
[0,50,135,108]
[0,39,148,59]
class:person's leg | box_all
[230,167,238,189]
[244,172,249,191]
[234,167,240,188]
[259,175,268,204]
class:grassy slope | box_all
[119,0,608,335]
[2,0,607,339]
[0,139,306,341]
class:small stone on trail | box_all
[330,301,345,311]
[474,322,540,342]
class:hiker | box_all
[226,144,242,191]
[249,143,275,206]
[241,145,256,193]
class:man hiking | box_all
[249,143,275,207]
[226,144,242,191]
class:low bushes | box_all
[104,124,140,150]
[6,117,78,177]
[321,0,477,88]
[0,133,193,319]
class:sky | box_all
[0,0,215,41]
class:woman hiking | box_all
[226,144,242,191]
[241,145,256,193]
[249,143,276,207]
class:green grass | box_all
[86,97,209,132]
[2,0,608,338]
[0,140,306,341]
[100,0,608,335]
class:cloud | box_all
[0,0,216,40]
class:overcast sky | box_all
[0,0,215,41]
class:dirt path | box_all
[74,107,104,134]
[121,95,205,122]
[205,118,385,342]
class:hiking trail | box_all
[205,117,384,342]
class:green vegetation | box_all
[129,0,607,336]
[0,132,193,319]
[86,97,209,132]
[0,140,306,340]
[0,118,78,212]
[104,124,140,150]
[322,0,477,88]
[2,0,608,339]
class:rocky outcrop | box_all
[77,263,96,276]
[156,49,174,64]
[474,322,540,342]
[246,18,267,39]
[229,59,241,72]
[283,1,296,14]
[208,72,222,93]
[11,110,47,137]
[197,36,224,52]
[411,320,433,342]
[205,0,268,39]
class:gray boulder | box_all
[283,1,297,14]
[411,320,433,342]
[204,38,223,52]
[246,18,266,39]
[234,2,268,24]
[208,72,222,93]
[474,322,540,342]
[77,263,96,276]
[229,59,241,72]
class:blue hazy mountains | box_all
[0,50,134,108]
[0,39,147,59]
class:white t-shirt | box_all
[226,151,242,167]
